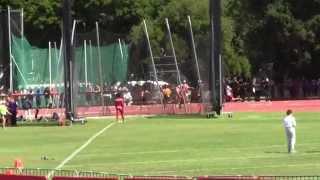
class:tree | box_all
[226,0,320,80]
[0,0,61,47]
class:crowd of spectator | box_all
[0,80,203,111]
[225,76,320,102]
[1,76,319,114]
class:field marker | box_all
[47,122,115,178]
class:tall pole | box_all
[89,40,93,85]
[71,20,76,45]
[49,41,52,88]
[187,16,202,84]
[165,18,188,112]
[58,39,63,62]
[96,22,104,107]
[219,54,223,107]
[210,0,222,114]
[118,38,124,61]
[165,18,182,85]
[62,0,74,117]
[21,8,24,38]
[57,39,63,84]
[84,40,88,87]
[8,6,13,92]
[143,19,163,105]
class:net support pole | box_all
[11,56,27,85]
[49,41,52,88]
[89,40,93,85]
[187,16,202,84]
[95,22,105,108]
[57,39,63,84]
[84,40,88,87]
[143,19,163,105]
[62,0,74,117]
[188,15,204,111]
[165,18,182,85]
[209,0,222,115]
[118,38,124,61]
[8,6,13,92]
[165,18,188,113]
[21,8,24,37]
[54,42,59,61]
[52,42,59,87]
[219,54,223,108]
[71,20,76,45]
[58,39,63,64]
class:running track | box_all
[17,100,320,118]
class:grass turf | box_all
[0,112,320,176]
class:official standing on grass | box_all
[283,109,296,153]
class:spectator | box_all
[0,99,9,128]
[123,89,133,106]
[35,88,42,108]
[43,87,51,108]
[7,97,17,126]
[162,85,172,107]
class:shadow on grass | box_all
[16,121,61,127]
[305,150,320,154]
[15,120,75,127]
[145,114,214,120]
[264,151,287,154]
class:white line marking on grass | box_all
[47,122,115,178]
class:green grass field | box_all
[1,112,320,176]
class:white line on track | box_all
[47,122,115,178]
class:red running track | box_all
[16,100,320,118]
[223,99,320,112]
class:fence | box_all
[1,168,320,180]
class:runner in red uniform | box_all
[114,93,125,123]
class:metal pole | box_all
[165,18,182,85]
[62,0,74,118]
[49,41,52,88]
[71,20,76,45]
[54,42,59,61]
[89,40,93,85]
[8,6,13,92]
[96,22,105,107]
[165,18,188,112]
[188,15,204,110]
[187,16,202,84]
[11,56,27,85]
[84,40,88,87]
[53,41,58,86]
[21,8,24,37]
[219,54,223,107]
[57,39,63,84]
[118,38,124,60]
[210,0,222,115]
[143,19,163,105]
[58,39,63,64]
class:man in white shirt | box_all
[283,109,297,153]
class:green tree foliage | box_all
[0,0,61,46]
[226,0,320,80]
[2,0,252,78]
